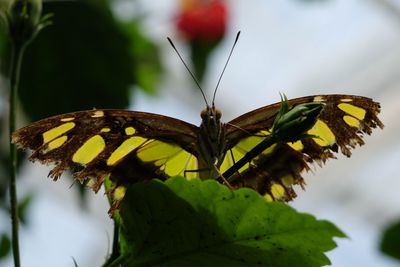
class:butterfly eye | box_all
[200,109,208,119]
[215,109,222,119]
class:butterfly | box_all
[11,33,384,212]
[11,93,383,210]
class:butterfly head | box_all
[201,106,222,125]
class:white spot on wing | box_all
[91,110,104,118]
[313,96,325,102]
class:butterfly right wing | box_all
[220,94,383,201]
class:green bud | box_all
[10,0,42,24]
[0,0,12,32]
[1,0,44,45]
[272,94,323,142]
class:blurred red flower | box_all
[176,0,228,42]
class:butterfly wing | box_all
[12,95,383,210]
[221,94,383,201]
[12,110,200,193]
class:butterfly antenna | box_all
[167,37,209,107]
[212,31,241,107]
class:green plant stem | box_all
[9,41,26,267]
[103,179,121,266]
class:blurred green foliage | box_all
[380,219,400,261]
[16,1,160,120]
[0,0,162,262]
[189,39,222,83]
[0,0,162,191]
[0,234,11,260]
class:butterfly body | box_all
[12,94,383,211]
[197,106,227,179]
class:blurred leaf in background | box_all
[380,219,400,261]
[0,234,11,260]
[16,1,161,120]
[0,1,162,260]
[120,20,162,95]
[176,0,228,83]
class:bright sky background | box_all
[1,0,400,266]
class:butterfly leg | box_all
[212,157,234,190]
[215,167,234,190]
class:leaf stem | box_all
[9,40,26,267]
[102,178,121,266]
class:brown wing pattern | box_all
[223,94,383,201]
[12,110,199,193]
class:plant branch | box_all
[102,178,121,266]
[9,40,26,267]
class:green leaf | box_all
[119,21,162,94]
[190,39,221,83]
[16,1,139,120]
[380,219,400,261]
[18,193,33,224]
[108,177,345,267]
[0,234,11,259]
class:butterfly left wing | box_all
[12,110,200,196]
[220,94,383,201]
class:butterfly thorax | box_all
[197,106,227,179]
